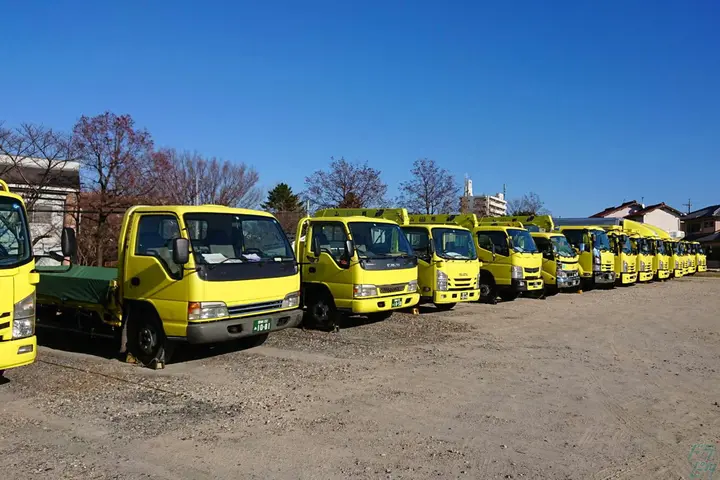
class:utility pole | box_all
[683,198,692,214]
[195,177,199,206]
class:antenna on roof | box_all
[683,198,692,214]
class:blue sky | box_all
[2,0,719,216]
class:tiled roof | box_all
[590,200,640,218]
[625,202,683,218]
[683,204,720,221]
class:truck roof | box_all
[313,208,409,225]
[0,179,24,203]
[127,204,277,218]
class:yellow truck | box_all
[629,222,671,281]
[0,180,47,377]
[529,231,581,293]
[37,205,303,367]
[692,241,708,273]
[543,218,616,289]
[296,209,420,329]
[426,214,543,302]
[403,214,481,309]
[604,227,638,285]
[628,232,654,282]
[683,241,697,275]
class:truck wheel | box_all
[434,303,456,311]
[479,275,497,304]
[128,313,171,366]
[304,293,338,331]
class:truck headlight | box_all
[476,273,482,287]
[407,280,418,293]
[13,293,36,339]
[556,265,567,279]
[622,261,628,273]
[640,261,645,270]
[188,301,228,321]
[593,255,601,265]
[353,284,378,298]
[510,265,523,279]
[436,271,448,291]
[675,260,679,269]
[593,262,601,272]
[282,291,300,308]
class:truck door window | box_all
[0,198,31,267]
[533,237,553,259]
[135,215,182,277]
[401,227,431,261]
[477,231,509,256]
[312,222,348,264]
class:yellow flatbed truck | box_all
[36,205,303,367]
[296,209,420,329]
[0,180,46,377]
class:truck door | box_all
[302,220,353,309]
[123,213,188,337]
[476,230,512,286]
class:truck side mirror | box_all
[172,238,190,265]
[311,236,321,257]
[345,239,355,258]
[61,227,77,258]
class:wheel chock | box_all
[577,289,583,294]
[150,360,164,370]
[411,307,420,315]
[125,353,137,364]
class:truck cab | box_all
[666,240,684,278]
[641,223,672,280]
[529,232,581,292]
[296,209,419,329]
[630,233,654,282]
[0,180,39,377]
[606,228,637,285]
[683,241,697,275]
[693,241,707,273]
[402,215,481,310]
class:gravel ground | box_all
[1,277,719,479]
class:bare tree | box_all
[72,112,162,266]
[158,149,261,207]
[304,157,387,209]
[0,122,78,246]
[507,192,549,216]
[398,158,458,214]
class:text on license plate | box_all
[253,318,272,332]
[460,292,469,300]
[391,298,402,308]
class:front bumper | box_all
[0,336,37,371]
[673,269,684,278]
[687,266,697,274]
[619,272,637,284]
[638,271,654,282]
[351,293,420,314]
[656,269,671,280]
[698,264,707,272]
[433,289,479,304]
[557,273,581,289]
[593,271,616,284]
[184,308,303,344]
[510,278,543,292]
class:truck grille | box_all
[601,264,612,271]
[378,283,406,294]
[227,300,283,316]
[524,267,540,274]
[449,278,473,291]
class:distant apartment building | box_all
[459,178,507,217]
[591,200,683,234]
[0,155,80,258]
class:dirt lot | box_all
[1,277,719,479]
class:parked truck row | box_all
[0,187,709,373]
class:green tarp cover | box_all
[36,265,118,307]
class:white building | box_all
[592,200,683,235]
[0,155,80,258]
[459,178,507,217]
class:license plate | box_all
[391,298,402,308]
[253,318,272,332]
[460,292,469,300]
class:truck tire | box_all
[127,311,172,367]
[304,292,339,331]
[434,303,456,311]
[479,273,497,304]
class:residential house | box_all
[681,204,720,267]
[0,155,80,259]
[591,200,683,234]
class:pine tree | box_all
[261,183,303,212]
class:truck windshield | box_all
[431,228,477,260]
[623,235,635,255]
[349,222,413,259]
[550,235,575,258]
[0,197,32,268]
[656,240,666,255]
[638,238,650,255]
[592,230,611,252]
[698,245,704,254]
[183,213,293,264]
[507,229,538,254]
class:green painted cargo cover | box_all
[37,265,118,307]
